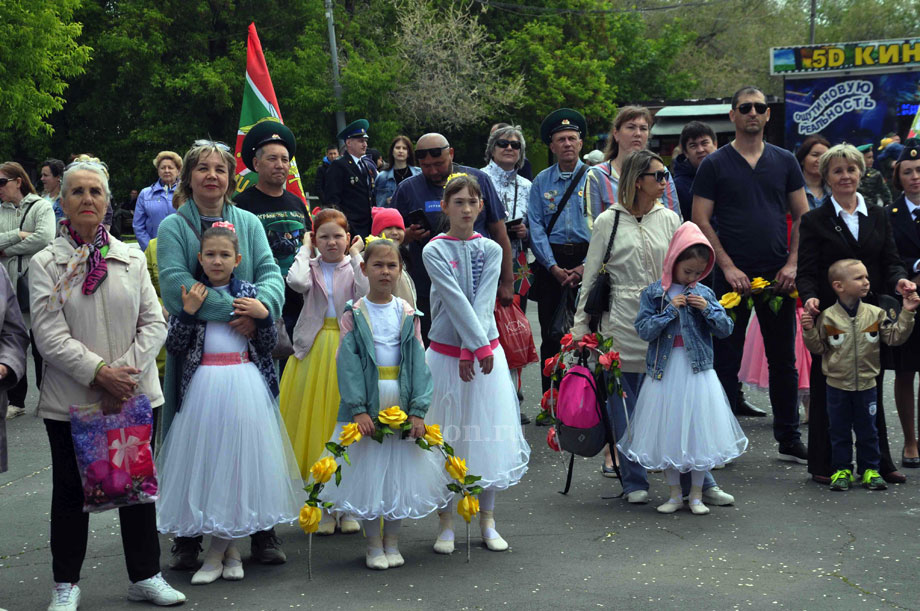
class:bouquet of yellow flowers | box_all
[719,277,798,321]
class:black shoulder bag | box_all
[582,210,621,332]
[530,164,589,302]
[15,204,35,313]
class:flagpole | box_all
[324,0,346,139]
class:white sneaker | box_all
[5,405,25,420]
[626,490,649,504]
[48,583,80,611]
[702,486,735,506]
[126,573,186,606]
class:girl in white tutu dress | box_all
[422,173,530,553]
[323,237,450,570]
[156,223,302,584]
[618,222,748,515]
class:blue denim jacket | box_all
[634,280,734,379]
[374,166,421,207]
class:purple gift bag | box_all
[69,395,158,513]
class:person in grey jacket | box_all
[0,264,29,472]
[0,161,56,419]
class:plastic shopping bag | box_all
[494,296,539,370]
[69,395,158,513]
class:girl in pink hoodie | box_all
[617,222,748,515]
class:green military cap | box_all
[856,143,873,153]
[338,119,370,141]
[241,119,296,171]
[540,108,587,144]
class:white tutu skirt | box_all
[424,345,530,490]
[156,361,304,538]
[617,347,748,472]
[321,379,452,521]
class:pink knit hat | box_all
[371,207,405,236]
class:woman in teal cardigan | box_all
[155,140,285,569]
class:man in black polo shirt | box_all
[234,121,308,361]
[692,86,810,464]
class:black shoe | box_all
[520,413,531,425]
[251,528,287,564]
[517,388,524,401]
[733,399,767,418]
[778,440,808,464]
[169,536,202,570]
[901,449,920,469]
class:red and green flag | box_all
[233,23,307,203]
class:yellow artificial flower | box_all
[719,292,742,309]
[445,455,468,482]
[423,424,444,446]
[750,277,770,293]
[310,456,337,484]
[445,172,469,185]
[457,493,480,523]
[788,289,799,299]
[299,505,322,534]
[338,423,363,447]
[364,234,390,246]
[378,405,408,429]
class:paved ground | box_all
[3,310,920,611]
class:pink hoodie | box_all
[661,221,715,291]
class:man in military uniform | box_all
[527,108,591,393]
[324,119,378,236]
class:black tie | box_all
[913,208,920,223]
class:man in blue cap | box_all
[528,108,591,393]
[325,119,378,236]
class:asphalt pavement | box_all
[2,309,920,611]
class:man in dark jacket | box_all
[324,119,379,236]
[313,144,339,205]
[671,121,717,221]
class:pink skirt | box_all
[738,307,811,391]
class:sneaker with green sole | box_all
[861,469,888,491]
[830,469,853,491]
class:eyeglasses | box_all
[736,102,768,115]
[193,139,232,153]
[0,178,12,187]
[416,145,449,160]
[495,139,522,150]
[640,170,670,182]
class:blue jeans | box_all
[608,372,717,495]
[826,386,880,473]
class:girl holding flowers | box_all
[156,224,302,584]
[321,237,450,570]
[423,174,530,554]
[279,208,368,534]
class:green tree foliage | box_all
[0,0,90,141]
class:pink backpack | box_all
[554,361,618,493]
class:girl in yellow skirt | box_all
[280,208,367,534]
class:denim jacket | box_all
[634,280,733,379]
[374,166,421,207]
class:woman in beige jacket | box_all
[572,150,734,508]
[0,162,55,418]
[29,160,185,610]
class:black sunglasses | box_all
[495,139,522,150]
[640,170,670,182]
[416,145,449,160]
[736,102,768,115]
[0,178,11,187]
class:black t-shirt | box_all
[234,186,309,319]
[692,142,804,276]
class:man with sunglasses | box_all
[388,132,514,341]
[324,119,378,237]
[692,86,810,464]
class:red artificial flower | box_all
[559,333,575,352]
[542,355,561,377]
[540,388,559,412]
[546,427,561,452]
[598,350,620,371]
[577,333,598,350]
